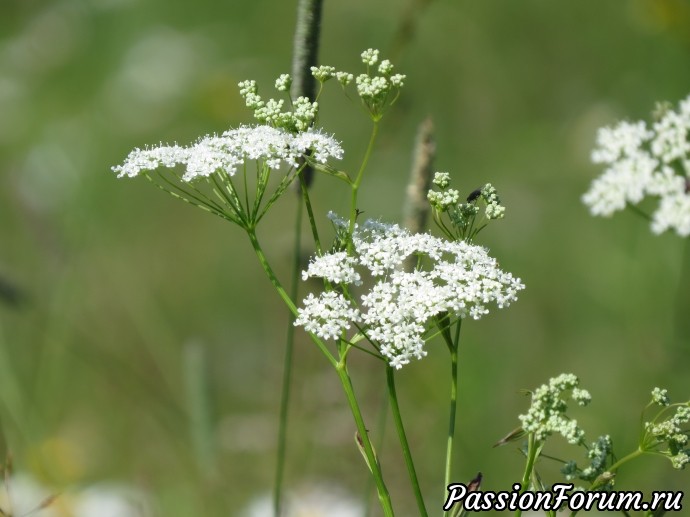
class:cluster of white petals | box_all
[295,219,524,369]
[112,125,343,181]
[583,95,690,237]
[518,373,591,446]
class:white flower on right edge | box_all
[294,219,525,369]
[582,94,690,237]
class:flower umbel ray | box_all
[112,124,343,227]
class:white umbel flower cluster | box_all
[112,125,343,181]
[583,95,690,237]
[295,219,525,369]
[518,373,591,446]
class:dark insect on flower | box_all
[685,177,690,194]
[467,188,482,203]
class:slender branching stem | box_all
[348,121,380,246]
[439,317,461,517]
[246,230,337,368]
[336,360,395,517]
[386,366,428,517]
[514,434,538,517]
[273,200,304,517]
[299,170,322,253]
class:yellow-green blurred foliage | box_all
[1,0,689,515]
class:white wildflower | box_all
[652,387,671,406]
[303,252,361,286]
[377,59,394,76]
[295,219,524,368]
[311,65,336,82]
[583,93,690,237]
[360,48,379,66]
[112,125,342,181]
[518,373,588,445]
[427,189,460,211]
[650,192,690,237]
[356,74,388,101]
[274,74,291,92]
[432,171,451,189]
[390,74,406,88]
[294,292,360,341]
[335,72,354,86]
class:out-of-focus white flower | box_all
[583,94,690,237]
[0,473,149,517]
[241,483,363,517]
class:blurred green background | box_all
[1,0,690,515]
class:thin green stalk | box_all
[245,230,337,368]
[336,362,395,517]
[273,200,304,517]
[439,317,460,517]
[348,121,380,243]
[364,391,390,517]
[514,434,538,517]
[299,170,322,253]
[386,366,428,517]
[443,341,458,517]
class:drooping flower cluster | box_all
[561,434,613,484]
[643,390,690,470]
[518,373,591,446]
[294,217,524,369]
[112,125,343,181]
[582,94,690,237]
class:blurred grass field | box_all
[1,0,690,515]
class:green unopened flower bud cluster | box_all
[238,78,318,133]
[427,172,507,242]
[518,373,591,446]
[643,390,690,469]
[561,434,614,485]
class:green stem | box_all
[364,391,390,517]
[348,121,380,244]
[438,317,461,517]
[336,362,395,517]
[596,448,644,485]
[246,229,337,368]
[299,170,322,253]
[443,340,459,517]
[514,434,538,517]
[386,366,428,517]
[272,200,304,517]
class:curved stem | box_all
[272,201,304,517]
[386,366,428,517]
[336,362,395,517]
[246,229,337,368]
